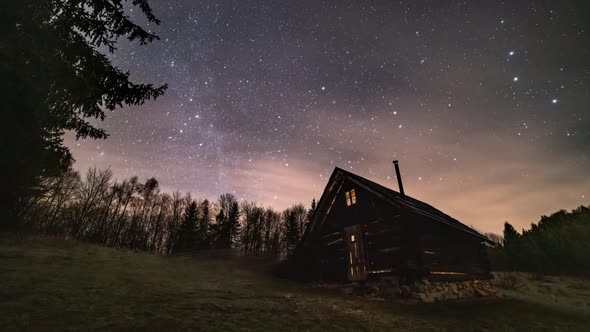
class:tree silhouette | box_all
[1,1,166,227]
[263,208,282,255]
[196,199,212,249]
[227,201,241,248]
[503,222,520,245]
[487,208,590,276]
[306,198,317,227]
[213,194,241,248]
[290,204,307,240]
[21,166,321,258]
[283,207,300,257]
[175,201,199,252]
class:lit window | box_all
[351,235,356,242]
[345,189,357,206]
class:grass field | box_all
[1,234,589,331]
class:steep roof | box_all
[311,167,491,243]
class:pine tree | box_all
[503,222,520,245]
[283,208,300,256]
[213,208,226,248]
[2,1,166,226]
[213,193,240,249]
[227,201,241,248]
[305,198,317,234]
[176,201,198,252]
[197,199,211,249]
[502,221,521,270]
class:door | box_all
[344,224,367,281]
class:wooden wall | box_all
[307,176,490,282]
[414,215,491,280]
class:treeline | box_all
[489,206,590,277]
[20,167,316,256]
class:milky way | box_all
[66,1,590,233]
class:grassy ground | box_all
[492,272,590,315]
[1,234,589,331]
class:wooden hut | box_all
[289,162,492,282]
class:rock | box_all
[381,285,401,298]
[400,285,412,298]
[355,278,500,302]
[417,292,435,303]
[366,284,380,297]
[341,286,354,295]
[382,276,400,287]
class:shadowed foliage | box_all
[1,0,166,227]
[489,206,590,277]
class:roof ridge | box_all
[333,167,490,242]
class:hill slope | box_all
[1,234,588,331]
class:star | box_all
[61,0,589,237]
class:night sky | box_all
[65,1,590,234]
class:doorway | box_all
[344,224,367,281]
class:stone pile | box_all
[406,279,497,303]
[341,277,498,303]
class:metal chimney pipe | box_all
[392,160,405,198]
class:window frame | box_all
[345,189,357,206]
